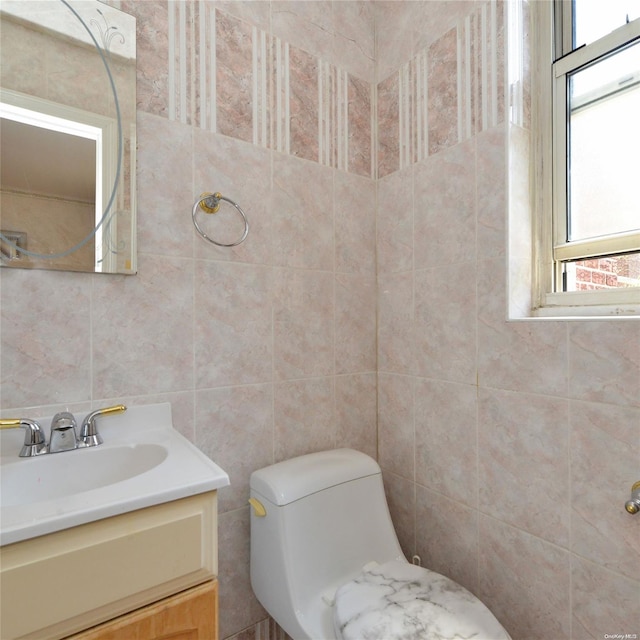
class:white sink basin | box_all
[1,444,168,507]
[0,403,229,545]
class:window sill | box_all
[532,289,640,319]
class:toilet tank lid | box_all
[250,449,381,506]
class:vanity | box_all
[0,403,229,640]
[0,3,227,635]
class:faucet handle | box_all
[80,404,127,447]
[0,418,48,456]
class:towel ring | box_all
[192,192,249,247]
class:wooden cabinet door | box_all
[70,580,217,640]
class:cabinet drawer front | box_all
[70,580,218,640]
[0,493,217,640]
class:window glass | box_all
[567,41,640,242]
[573,0,640,48]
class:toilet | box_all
[249,448,511,640]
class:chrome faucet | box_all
[49,411,79,453]
[1,404,127,457]
[0,418,48,456]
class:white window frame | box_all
[531,0,640,318]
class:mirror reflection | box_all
[0,0,136,274]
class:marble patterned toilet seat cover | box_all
[333,560,512,640]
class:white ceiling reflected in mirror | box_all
[0,0,136,274]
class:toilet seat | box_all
[333,560,511,640]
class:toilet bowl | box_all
[249,449,511,640]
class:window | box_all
[531,0,640,316]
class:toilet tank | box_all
[249,449,405,639]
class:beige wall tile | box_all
[273,268,334,380]
[218,509,266,640]
[195,384,274,513]
[378,373,414,481]
[476,126,507,260]
[416,487,479,596]
[374,2,415,82]
[333,1,375,82]
[382,469,416,561]
[414,139,476,270]
[91,254,194,398]
[377,271,415,375]
[478,257,569,396]
[570,400,640,580]
[272,155,334,270]
[569,321,640,408]
[335,373,377,459]
[334,171,376,275]
[414,263,477,384]
[478,387,570,547]
[271,1,334,63]
[274,377,335,461]
[478,516,571,640]
[377,166,414,275]
[335,273,376,375]
[1,270,91,408]
[571,556,640,640]
[194,262,273,388]
[415,379,478,507]
[137,112,193,257]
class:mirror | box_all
[0,0,136,274]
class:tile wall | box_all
[376,2,640,639]
[0,1,638,639]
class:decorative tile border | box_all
[161,2,373,179]
[378,0,505,178]
[146,0,504,181]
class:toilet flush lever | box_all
[624,481,640,515]
[249,498,267,517]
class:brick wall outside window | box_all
[574,255,640,290]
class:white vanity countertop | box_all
[0,403,229,546]
[333,560,512,640]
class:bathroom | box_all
[0,0,639,638]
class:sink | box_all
[1,444,168,507]
[0,403,229,546]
